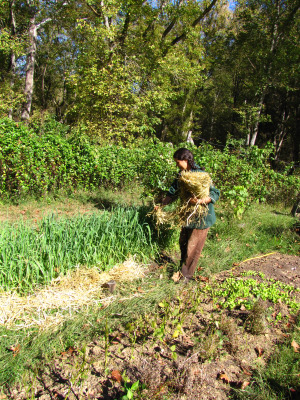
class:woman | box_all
[159,148,220,282]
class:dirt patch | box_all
[4,253,300,400]
[220,252,300,288]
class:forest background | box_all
[1,0,299,160]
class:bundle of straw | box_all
[152,171,212,227]
[177,170,212,226]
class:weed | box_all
[245,300,268,335]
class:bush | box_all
[0,118,298,211]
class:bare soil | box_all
[5,253,300,400]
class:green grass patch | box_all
[0,206,158,293]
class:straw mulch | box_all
[0,257,146,330]
[152,171,212,227]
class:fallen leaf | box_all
[291,340,300,353]
[225,246,231,252]
[197,276,209,282]
[218,373,230,384]
[288,315,297,324]
[271,311,277,318]
[21,210,26,215]
[232,262,239,267]
[240,381,250,390]
[241,366,252,376]
[182,335,194,347]
[255,346,264,357]
[172,271,181,283]
[8,344,20,356]
[137,287,144,293]
[173,330,180,338]
[61,347,76,357]
[111,370,122,383]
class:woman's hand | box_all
[154,195,173,210]
[190,196,211,205]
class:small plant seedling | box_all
[121,380,140,400]
[170,344,177,360]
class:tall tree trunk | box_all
[249,88,266,147]
[21,14,37,121]
[8,0,16,119]
[273,108,288,160]
[293,103,300,164]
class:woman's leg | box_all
[180,228,209,279]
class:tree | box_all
[231,0,300,148]
[66,0,220,141]
[20,0,72,121]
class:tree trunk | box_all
[21,15,37,121]
[291,193,300,217]
[249,90,266,146]
[293,103,300,165]
[8,0,16,119]
[273,108,288,160]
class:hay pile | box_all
[153,171,212,227]
[0,257,146,329]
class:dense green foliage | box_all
[0,118,298,215]
[0,1,299,163]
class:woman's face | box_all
[174,159,189,171]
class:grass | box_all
[0,207,158,293]
[199,203,299,276]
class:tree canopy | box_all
[0,0,299,162]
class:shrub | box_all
[0,118,298,211]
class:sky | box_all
[228,1,237,11]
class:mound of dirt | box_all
[221,253,300,288]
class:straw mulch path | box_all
[0,257,146,330]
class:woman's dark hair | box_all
[173,148,197,169]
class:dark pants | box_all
[179,227,209,279]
